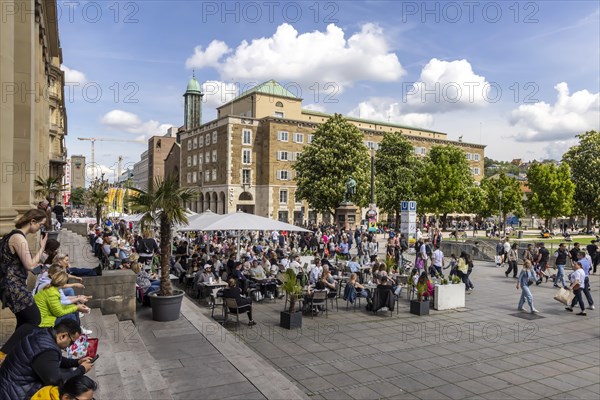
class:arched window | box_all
[275,101,284,108]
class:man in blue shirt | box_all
[347,256,360,274]
[577,251,594,310]
[338,238,349,259]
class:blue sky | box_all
[58,1,600,181]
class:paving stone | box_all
[411,388,452,400]
[300,376,335,392]
[367,381,404,398]
[344,385,383,400]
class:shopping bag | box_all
[553,288,574,306]
[86,337,98,358]
[66,334,89,359]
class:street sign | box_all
[409,201,417,211]
[401,201,409,211]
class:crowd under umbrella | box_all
[177,210,310,259]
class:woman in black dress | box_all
[222,279,256,326]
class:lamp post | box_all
[370,146,375,204]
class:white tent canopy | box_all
[176,210,219,231]
[178,211,309,233]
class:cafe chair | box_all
[308,290,328,318]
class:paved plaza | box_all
[186,259,600,400]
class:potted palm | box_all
[280,269,303,329]
[129,176,197,321]
[34,175,65,239]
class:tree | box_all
[85,176,109,225]
[128,176,197,296]
[563,131,600,232]
[294,114,370,213]
[34,176,65,204]
[479,173,525,222]
[374,131,421,227]
[526,161,575,227]
[416,145,475,229]
[70,187,86,207]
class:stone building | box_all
[0,0,68,235]
[70,155,86,189]
[178,79,485,225]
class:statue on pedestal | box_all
[344,177,357,203]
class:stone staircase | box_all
[57,229,97,269]
[84,309,172,400]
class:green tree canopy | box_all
[374,131,421,226]
[85,176,109,225]
[526,161,575,226]
[34,176,65,204]
[70,187,86,207]
[294,114,370,213]
[416,145,475,226]
[479,172,525,220]
[563,130,600,231]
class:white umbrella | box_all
[176,210,220,231]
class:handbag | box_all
[66,334,89,359]
[572,283,580,291]
[553,287,575,305]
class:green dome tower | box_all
[184,71,203,130]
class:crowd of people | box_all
[0,209,98,399]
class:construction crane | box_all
[77,137,144,179]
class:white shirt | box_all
[288,260,301,274]
[570,268,585,286]
[368,242,378,256]
[432,249,444,267]
[503,242,511,254]
[309,266,322,284]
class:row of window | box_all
[187,150,217,167]
[276,151,302,161]
[186,169,217,183]
[187,131,218,150]
[276,131,314,144]
[466,153,481,161]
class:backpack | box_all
[0,230,25,308]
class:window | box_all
[275,101,283,107]
[198,154,203,165]
[293,133,304,143]
[473,154,480,161]
[277,131,289,142]
[277,151,289,161]
[365,141,378,150]
[278,211,289,223]
[472,167,481,175]
[242,169,251,185]
[192,171,197,183]
[277,170,290,180]
[205,133,211,146]
[212,169,217,181]
[308,134,314,144]
[187,156,191,167]
[205,170,210,182]
[279,189,288,203]
[274,111,284,118]
[192,154,197,166]
[186,172,191,184]
[242,129,252,145]
[187,140,191,151]
[193,138,198,149]
[242,149,252,164]
[205,151,210,163]
[212,131,217,143]
[212,150,217,162]
[466,153,473,160]
[199,136,204,148]
[292,152,302,161]
[414,147,426,156]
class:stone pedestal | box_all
[335,203,357,231]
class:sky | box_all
[57,0,600,182]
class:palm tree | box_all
[34,176,65,204]
[128,175,197,296]
[85,176,109,225]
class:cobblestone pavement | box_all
[189,260,600,400]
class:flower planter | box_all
[410,300,429,316]
[280,311,302,329]
[149,289,185,322]
[434,283,466,310]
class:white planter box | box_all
[300,256,314,269]
[434,283,465,310]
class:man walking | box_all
[552,243,571,289]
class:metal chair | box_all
[327,288,339,312]
[223,297,241,327]
[210,288,224,320]
[308,290,328,318]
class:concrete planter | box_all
[410,300,429,316]
[434,283,466,310]
[47,231,60,242]
[149,289,185,322]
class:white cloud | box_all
[302,103,327,113]
[85,163,119,183]
[510,82,600,142]
[543,139,579,161]
[60,65,87,84]
[101,109,174,138]
[405,58,492,112]
[187,23,405,91]
[185,40,231,69]
[348,97,434,129]
[201,80,239,109]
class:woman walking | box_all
[517,260,538,313]
[506,243,519,278]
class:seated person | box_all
[322,271,337,292]
[195,264,215,298]
[34,265,90,309]
[309,259,323,285]
[348,273,371,300]
[32,374,98,400]
[416,271,434,301]
[303,278,328,308]
[0,320,94,399]
[249,260,266,279]
[347,256,361,274]
[56,253,99,277]
[232,262,251,294]
[132,262,160,295]
[222,279,256,326]
[34,271,90,330]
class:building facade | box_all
[179,80,485,224]
[70,155,86,189]
[0,0,68,235]
[132,151,149,190]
